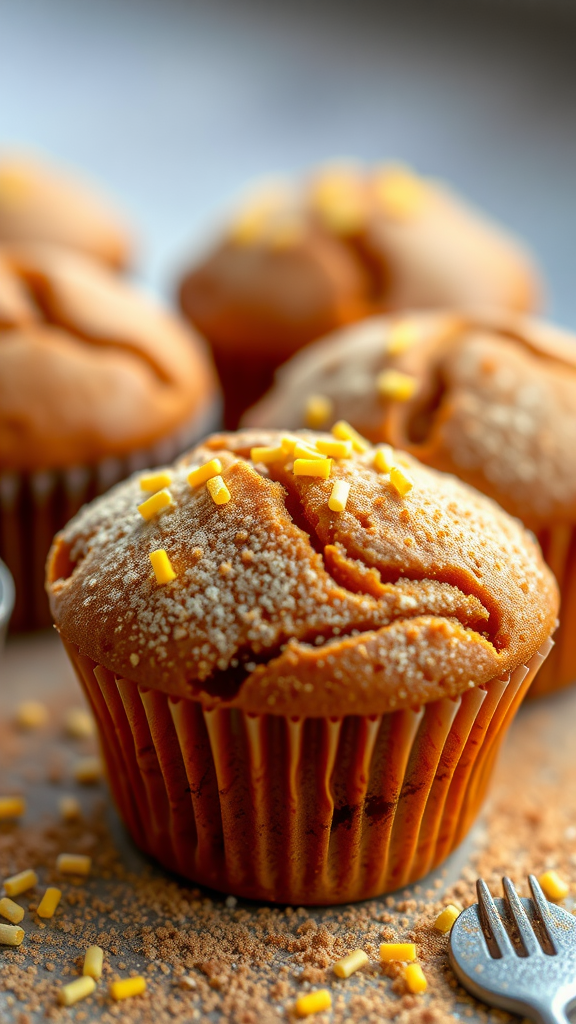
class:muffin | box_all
[245,310,576,698]
[0,242,219,630]
[178,163,541,426]
[46,428,557,903]
[0,152,132,269]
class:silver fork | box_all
[449,876,576,1024]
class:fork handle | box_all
[533,1004,571,1024]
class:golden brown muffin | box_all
[0,153,132,269]
[245,310,576,697]
[47,428,557,902]
[0,243,219,628]
[178,164,542,426]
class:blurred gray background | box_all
[1,0,575,324]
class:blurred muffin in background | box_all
[0,152,133,270]
[244,309,576,698]
[0,242,219,629]
[178,162,542,426]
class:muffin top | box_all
[245,311,576,528]
[179,163,540,360]
[0,244,218,471]
[47,428,558,717]
[0,153,132,269]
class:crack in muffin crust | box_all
[47,429,558,717]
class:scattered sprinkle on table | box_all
[295,988,332,1017]
[63,707,94,739]
[0,898,24,924]
[73,756,103,785]
[333,949,369,978]
[538,870,570,901]
[0,796,26,821]
[109,976,147,1001]
[405,963,427,994]
[0,923,25,947]
[434,904,461,933]
[3,869,38,897]
[380,942,417,962]
[58,976,96,1006]
[15,700,48,730]
[56,853,92,876]
[37,887,62,919]
[83,944,104,980]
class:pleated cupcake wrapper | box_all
[529,525,576,698]
[61,635,553,905]
[0,399,220,631]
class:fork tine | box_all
[476,879,515,957]
[502,877,541,955]
[528,874,557,952]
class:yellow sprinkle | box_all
[58,976,96,1007]
[315,438,353,459]
[15,700,48,730]
[250,445,287,465]
[281,435,299,455]
[0,797,26,820]
[0,897,24,924]
[37,887,62,919]
[139,470,173,492]
[304,394,334,430]
[404,963,427,994]
[293,459,332,480]
[109,976,147,1001]
[293,442,328,461]
[310,168,367,235]
[0,923,24,947]
[228,185,290,246]
[387,319,421,355]
[137,488,174,521]
[374,165,426,219]
[149,549,177,585]
[390,466,414,497]
[333,949,369,978]
[377,369,418,402]
[187,458,222,489]
[74,757,103,785]
[374,445,396,473]
[3,869,38,897]
[83,945,104,980]
[64,707,94,739]
[56,853,91,876]
[332,420,370,453]
[328,480,351,513]
[434,905,461,933]
[59,796,82,823]
[206,475,231,505]
[539,870,570,902]
[379,942,417,962]
[295,988,332,1017]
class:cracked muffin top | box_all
[178,163,541,425]
[0,243,218,471]
[0,152,133,269]
[245,311,576,529]
[47,428,558,716]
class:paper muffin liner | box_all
[0,398,221,631]
[60,635,553,905]
[528,526,576,699]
